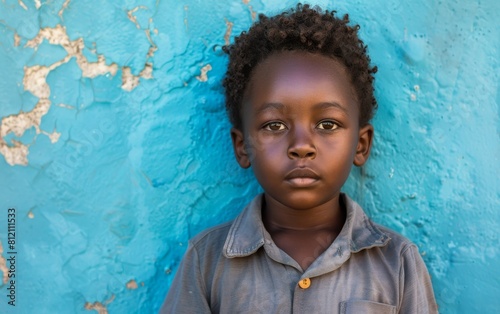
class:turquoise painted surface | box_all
[0,0,498,313]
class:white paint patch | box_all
[58,0,71,19]
[127,6,148,30]
[126,279,138,290]
[121,63,154,91]
[44,130,61,143]
[57,103,76,110]
[34,0,41,9]
[224,20,233,46]
[18,0,28,10]
[0,99,51,165]
[0,242,8,284]
[84,294,115,314]
[122,67,140,91]
[196,64,212,82]
[14,33,21,47]
[23,65,52,99]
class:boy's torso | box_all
[176,193,435,313]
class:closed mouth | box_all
[284,168,320,184]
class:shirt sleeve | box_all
[398,244,438,314]
[159,242,211,314]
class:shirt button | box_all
[298,278,311,289]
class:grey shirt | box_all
[160,194,438,313]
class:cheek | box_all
[245,133,286,158]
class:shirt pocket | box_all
[340,300,397,314]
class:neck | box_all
[262,194,346,233]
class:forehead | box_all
[243,51,359,116]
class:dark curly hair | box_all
[222,3,377,129]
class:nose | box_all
[287,127,316,160]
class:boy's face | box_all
[231,51,373,210]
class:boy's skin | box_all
[231,50,374,270]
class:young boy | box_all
[161,4,437,313]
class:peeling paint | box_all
[23,65,53,99]
[43,130,61,143]
[242,0,256,19]
[84,302,107,314]
[0,99,51,165]
[28,210,35,219]
[122,63,153,91]
[122,67,140,91]
[184,5,189,31]
[84,295,115,314]
[18,0,28,10]
[58,0,71,19]
[57,103,76,110]
[14,33,21,47]
[224,20,233,46]
[34,0,41,9]
[25,26,119,78]
[247,5,257,20]
[0,242,8,284]
[196,64,212,82]
[0,25,121,165]
[127,6,148,30]
[1,100,50,138]
[126,279,138,290]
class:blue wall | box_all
[0,0,498,313]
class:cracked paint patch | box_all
[126,279,138,290]
[196,64,212,82]
[0,242,8,284]
[84,295,115,314]
[224,20,233,46]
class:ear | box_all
[353,124,374,167]
[230,127,251,168]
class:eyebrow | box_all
[256,101,349,115]
[256,102,286,114]
[313,102,349,115]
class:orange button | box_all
[298,278,311,289]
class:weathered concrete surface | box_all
[0,0,498,313]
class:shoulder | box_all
[372,221,418,255]
[374,223,416,253]
[367,221,428,273]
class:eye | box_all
[317,120,339,130]
[263,122,287,131]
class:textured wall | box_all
[0,0,498,313]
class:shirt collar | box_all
[223,193,390,260]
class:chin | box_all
[275,190,335,210]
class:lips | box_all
[284,168,320,187]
